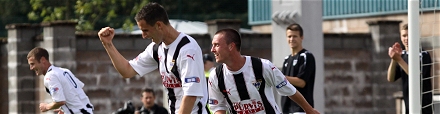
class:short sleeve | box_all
[177,48,206,97]
[296,53,316,83]
[208,68,229,112]
[262,59,297,96]
[129,42,159,76]
[47,74,66,102]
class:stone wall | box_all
[323,33,400,114]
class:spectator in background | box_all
[386,24,432,114]
[281,23,316,114]
[136,88,169,114]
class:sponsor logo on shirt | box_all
[45,77,50,80]
[161,74,182,88]
[276,78,288,89]
[184,77,200,83]
[186,54,195,61]
[252,79,262,90]
[208,99,219,105]
[233,99,264,113]
[135,56,139,61]
[50,87,59,94]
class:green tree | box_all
[0,0,33,37]
[28,0,149,31]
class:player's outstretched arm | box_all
[39,101,66,112]
[98,27,137,78]
[288,91,320,114]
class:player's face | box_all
[27,56,45,76]
[141,92,155,108]
[137,20,163,44]
[286,30,303,49]
[400,30,408,49]
[211,34,231,64]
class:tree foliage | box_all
[28,0,149,31]
[0,0,248,37]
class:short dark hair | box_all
[203,54,214,64]
[402,24,408,30]
[214,29,242,51]
[134,2,170,26]
[286,23,304,36]
[27,47,49,62]
[142,88,155,97]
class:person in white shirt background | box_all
[27,47,94,114]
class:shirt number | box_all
[63,72,78,88]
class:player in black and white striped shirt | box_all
[208,29,319,114]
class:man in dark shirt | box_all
[136,88,169,114]
[281,23,316,113]
[387,24,432,114]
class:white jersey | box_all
[129,32,208,114]
[44,65,93,114]
[208,56,297,114]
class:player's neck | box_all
[291,47,303,56]
[225,54,246,71]
[42,63,52,75]
[162,26,180,45]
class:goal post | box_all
[408,0,422,114]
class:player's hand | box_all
[54,109,64,114]
[39,103,49,112]
[98,27,115,45]
[388,42,402,60]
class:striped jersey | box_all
[129,32,208,114]
[208,56,297,114]
[44,65,93,114]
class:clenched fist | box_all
[98,27,115,44]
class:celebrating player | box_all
[27,47,93,114]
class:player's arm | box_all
[98,27,137,78]
[178,49,206,114]
[214,110,226,114]
[179,96,197,114]
[286,54,315,88]
[266,61,319,114]
[41,74,67,112]
[285,77,305,88]
[287,92,319,114]
[389,43,409,75]
[387,59,398,82]
[40,101,66,112]
[208,70,229,114]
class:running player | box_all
[27,47,93,114]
